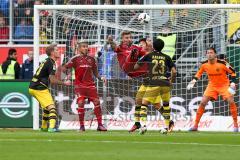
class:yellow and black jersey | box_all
[137,51,175,86]
[29,58,56,90]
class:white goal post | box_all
[33,4,240,131]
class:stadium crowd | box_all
[0,0,221,80]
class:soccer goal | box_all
[33,4,240,131]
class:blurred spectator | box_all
[120,0,142,3]
[151,0,169,28]
[0,14,9,44]
[56,0,65,4]
[21,50,33,80]
[97,35,115,77]
[169,0,178,26]
[35,0,44,5]
[66,0,97,4]
[14,18,33,44]
[103,35,116,51]
[123,0,131,4]
[212,0,220,3]
[0,48,20,79]
[82,0,97,4]
[98,35,127,79]
[132,0,141,4]
[0,0,9,17]
[40,18,52,44]
[104,0,113,4]
[14,0,33,25]
[103,0,115,23]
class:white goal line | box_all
[0,138,240,147]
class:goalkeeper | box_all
[187,47,238,132]
[134,39,177,134]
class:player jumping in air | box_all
[113,31,148,78]
[187,47,238,132]
[63,41,107,132]
[109,32,150,132]
[29,44,70,132]
[134,39,177,134]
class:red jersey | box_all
[65,54,97,87]
[0,27,9,44]
[115,44,148,78]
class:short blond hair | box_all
[46,43,57,56]
[121,31,131,38]
[77,40,88,48]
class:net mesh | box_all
[37,7,240,130]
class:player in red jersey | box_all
[113,31,148,78]
[63,41,107,132]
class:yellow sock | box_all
[134,105,141,122]
[41,109,49,129]
[140,105,148,126]
[162,102,170,128]
[49,108,57,129]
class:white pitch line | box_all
[0,139,240,147]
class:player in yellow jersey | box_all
[134,39,177,134]
[129,38,153,133]
[29,44,69,132]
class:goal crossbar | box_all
[34,4,240,10]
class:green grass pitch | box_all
[0,129,239,160]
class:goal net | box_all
[33,4,240,131]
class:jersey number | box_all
[152,59,165,74]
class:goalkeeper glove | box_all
[228,82,236,95]
[187,79,197,90]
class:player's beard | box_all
[122,41,132,47]
[127,41,133,47]
[80,51,88,56]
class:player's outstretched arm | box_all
[134,54,148,70]
[134,63,141,70]
[225,63,237,95]
[187,63,204,90]
[187,78,197,90]
[49,75,71,86]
